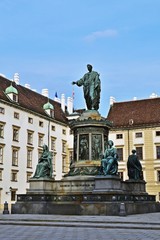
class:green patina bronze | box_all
[72,64,101,110]
[127,149,143,180]
[33,144,53,178]
[99,140,118,176]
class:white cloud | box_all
[84,29,118,42]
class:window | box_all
[12,148,19,166]
[135,132,142,138]
[51,137,56,151]
[116,134,123,139]
[70,130,73,135]
[39,121,43,127]
[62,129,66,135]
[156,131,160,136]
[156,146,160,159]
[117,148,123,161]
[51,125,55,131]
[13,126,20,141]
[11,189,17,201]
[50,110,54,118]
[14,112,19,119]
[62,155,67,173]
[27,131,33,145]
[27,148,33,168]
[157,170,160,182]
[0,123,4,138]
[38,134,44,147]
[28,117,33,124]
[26,172,33,182]
[11,170,18,182]
[62,141,66,153]
[135,146,143,160]
[0,169,2,180]
[0,145,4,164]
[0,107,5,114]
[13,94,18,102]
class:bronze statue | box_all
[72,64,101,110]
[79,135,89,160]
[127,149,143,180]
[33,144,53,178]
[99,140,118,175]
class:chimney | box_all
[110,96,116,106]
[42,89,49,97]
[133,97,137,100]
[67,97,73,114]
[13,73,20,85]
[150,93,158,98]
[61,94,65,112]
[25,84,31,89]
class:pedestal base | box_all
[11,176,160,216]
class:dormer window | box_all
[43,100,54,117]
[13,93,18,102]
[5,83,18,102]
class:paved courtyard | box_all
[0,212,160,240]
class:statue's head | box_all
[132,149,136,154]
[87,64,92,72]
[43,144,48,151]
[108,140,114,146]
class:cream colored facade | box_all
[0,100,73,212]
[109,127,160,201]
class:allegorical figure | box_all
[33,144,53,178]
[92,135,101,160]
[72,64,101,110]
[79,135,89,160]
[127,149,143,180]
[100,140,118,175]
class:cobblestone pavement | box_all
[0,213,160,240]
[0,225,160,240]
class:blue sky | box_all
[0,0,160,116]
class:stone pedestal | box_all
[12,176,160,216]
[94,175,123,193]
[67,110,112,176]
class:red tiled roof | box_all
[0,76,68,124]
[107,98,160,128]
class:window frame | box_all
[135,132,143,138]
[38,133,44,147]
[12,147,19,166]
[116,134,123,139]
[27,148,33,168]
[11,170,18,182]
[12,126,20,142]
[0,122,5,138]
[156,146,160,159]
[14,112,19,119]
[0,107,5,114]
[116,147,123,161]
[27,130,33,145]
[135,146,143,160]
[0,145,4,164]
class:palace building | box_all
[0,74,73,211]
[107,97,160,201]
